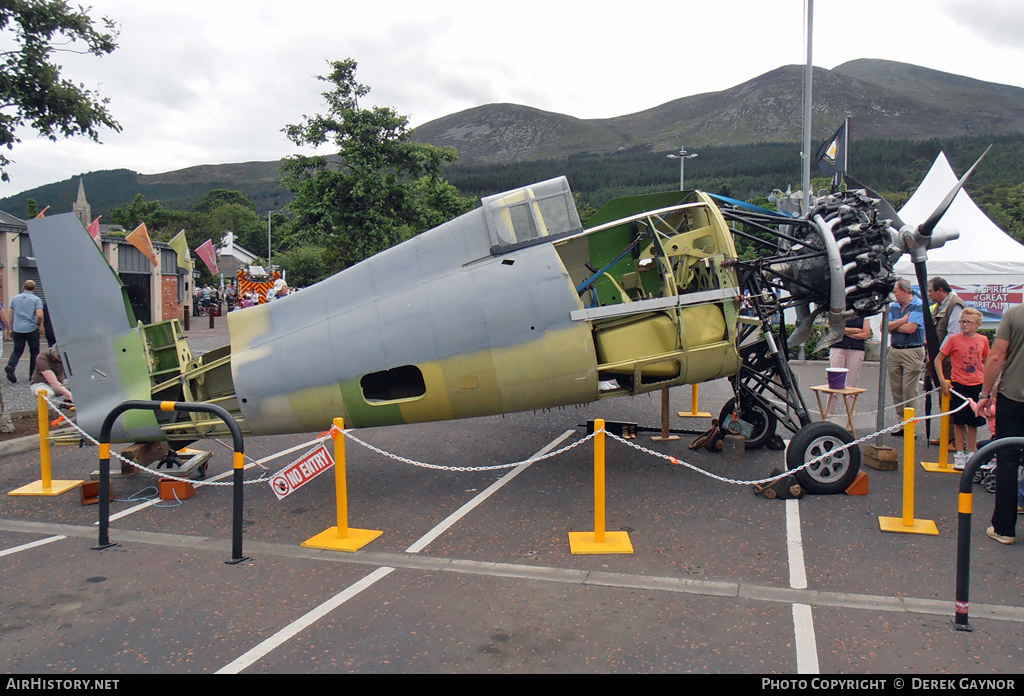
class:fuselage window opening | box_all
[360,365,427,403]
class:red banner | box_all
[952,284,1024,324]
[87,216,102,244]
[196,239,219,275]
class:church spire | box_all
[73,178,91,227]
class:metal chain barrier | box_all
[340,428,599,472]
[42,385,982,493]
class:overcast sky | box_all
[3,0,1023,195]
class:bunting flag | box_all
[86,216,102,243]
[126,222,160,266]
[196,239,219,275]
[34,206,50,219]
[815,119,849,178]
[168,230,192,271]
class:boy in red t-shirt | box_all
[935,307,990,469]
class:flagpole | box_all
[801,0,814,214]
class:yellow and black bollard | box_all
[953,438,1024,631]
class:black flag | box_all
[816,119,849,177]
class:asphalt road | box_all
[1,322,1021,676]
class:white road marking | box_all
[792,603,820,674]
[216,566,395,674]
[218,429,575,673]
[785,458,819,674]
[0,534,66,557]
[405,429,576,554]
[786,497,807,590]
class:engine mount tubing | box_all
[811,213,847,316]
[955,437,1024,631]
[96,400,245,563]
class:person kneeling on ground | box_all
[30,345,72,404]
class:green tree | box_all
[109,193,192,240]
[281,58,471,268]
[207,203,264,253]
[271,245,329,287]
[188,190,264,252]
[0,1,121,182]
[194,189,255,214]
[974,182,1024,242]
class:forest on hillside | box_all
[3,133,1023,245]
[444,133,1024,240]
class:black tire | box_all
[719,396,777,450]
[786,421,861,495]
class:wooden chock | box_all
[845,471,869,496]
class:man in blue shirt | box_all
[888,277,926,436]
[5,280,44,383]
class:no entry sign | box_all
[269,445,334,500]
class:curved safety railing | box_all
[94,400,247,564]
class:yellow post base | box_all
[9,479,82,496]
[878,516,939,535]
[678,384,712,418]
[568,530,633,555]
[302,526,382,552]
[920,461,960,473]
[305,524,385,552]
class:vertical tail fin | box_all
[27,213,161,441]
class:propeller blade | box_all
[913,260,941,367]
[918,145,992,237]
[843,174,905,229]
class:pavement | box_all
[1,323,1020,675]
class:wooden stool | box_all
[810,385,867,436]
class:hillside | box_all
[412,61,1024,164]
[2,59,1022,219]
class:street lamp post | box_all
[267,210,274,269]
[666,148,698,191]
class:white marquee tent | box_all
[893,152,1024,325]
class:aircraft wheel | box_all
[786,422,860,495]
[719,397,777,450]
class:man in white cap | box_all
[266,278,289,302]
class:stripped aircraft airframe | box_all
[31,164,972,495]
